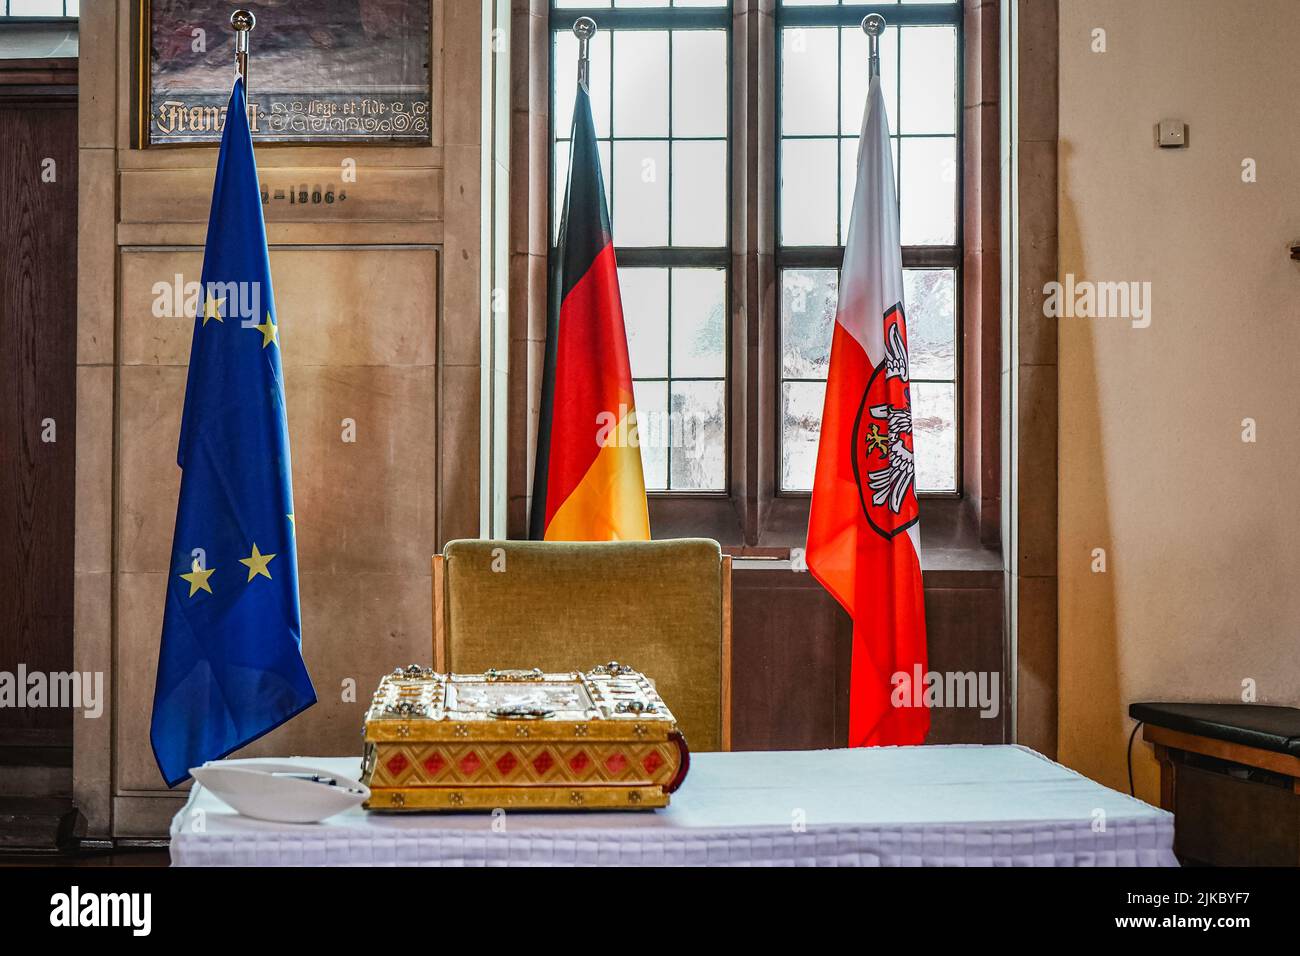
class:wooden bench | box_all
[1131,702,1300,866]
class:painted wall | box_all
[1057,0,1300,799]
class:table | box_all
[169,745,1177,866]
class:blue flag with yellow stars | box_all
[151,77,315,787]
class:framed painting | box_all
[137,0,432,146]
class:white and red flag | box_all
[806,72,928,748]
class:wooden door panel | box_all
[0,93,78,744]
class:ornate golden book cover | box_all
[361,663,690,811]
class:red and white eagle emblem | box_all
[850,303,919,540]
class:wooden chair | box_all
[433,539,732,751]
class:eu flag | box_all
[151,78,316,787]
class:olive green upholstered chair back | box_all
[433,539,731,751]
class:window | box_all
[550,1,730,492]
[540,1,972,541]
[777,1,960,494]
[2,0,78,14]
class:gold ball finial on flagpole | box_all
[232,9,256,85]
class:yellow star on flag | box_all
[239,543,276,582]
[253,311,278,349]
[286,513,295,531]
[179,558,215,597]
[201,294,225,326]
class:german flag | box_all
[529,80,649,541]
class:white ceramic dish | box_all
[190,759,369,824]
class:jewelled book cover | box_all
[361,664,690,811]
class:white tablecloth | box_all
[169,745,1177,866]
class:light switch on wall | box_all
[1156,119,1188,148]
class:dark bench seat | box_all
[1130,701,1300,866]
[1129,702,1300,757]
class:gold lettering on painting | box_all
[154,101,263,136]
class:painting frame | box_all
[133,0,434,148]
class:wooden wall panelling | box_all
[730,568,851,750]
[923,575,1008,744]
[73,1,475,838]
[730,567,1005,750]
[0,81,79,748]
[109,246,439,831]
[118,167,444,225]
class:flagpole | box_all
[573,16,596,92]
[862,13,885,79]
[232,9,255,86]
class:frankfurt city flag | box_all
[530,78,649,541]
[806,73,929,748]
[151,78,316,786]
